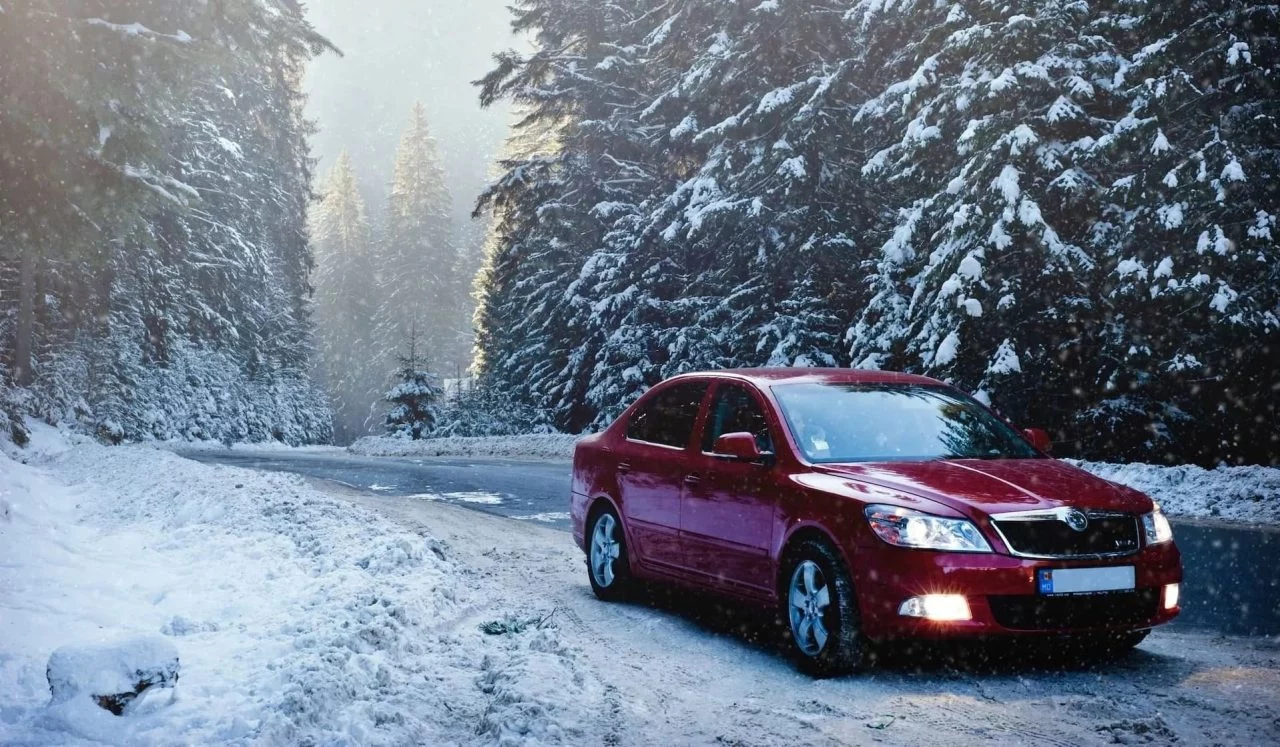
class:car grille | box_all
[992,513,1141,558]
[989,589,1160,631]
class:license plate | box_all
[1037,566,1135,595]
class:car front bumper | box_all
[853,541,1183,640]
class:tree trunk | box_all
[14,245,35,386]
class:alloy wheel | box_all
[590,513,621,588]
[788,560,832,656]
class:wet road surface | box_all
[178,448,1279,637]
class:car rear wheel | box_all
[782,540,865,677]
[587,507,631,601]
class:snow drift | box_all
[0,440,598,745]
[1074,460,1280,525]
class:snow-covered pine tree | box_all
[0,0,334,445]
[475,0,667,431]
[1088,0,1280,463]
[378,104,463,379]
[312,151,382,444]
[383,329,443,440]
[0,1,197,390]
[848,0,1126,434]
[613,1,862,390]
[471,0,1277,464]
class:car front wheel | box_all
[587,506,631,600]
[783,539,866,677]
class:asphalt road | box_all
[179,448,1279,637]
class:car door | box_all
[614,380,710,570]
[680,381,778,594]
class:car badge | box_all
[1063,508,1089,532]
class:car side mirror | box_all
[712,432,771,463]
[1023,428,1053,454]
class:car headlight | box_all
[1142,505,1174,545]
[864,504,992,553]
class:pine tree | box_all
[471,0,1279,465]
[0,0,334,446]
[1088,0,1280,463]
[848,0,1126,430]
[378,104,462,377]
[312,151,381,443]
[383,329,442,440]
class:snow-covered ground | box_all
[349,433,1280,525]
[349,433,581,461]
[1074,460,1280,525]
[167,439,347,456]
[3,437,1279,745]
[0,438,592,744]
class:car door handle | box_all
[617,462,632,473]
[684,474,702,485]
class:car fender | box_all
[583,492,640,558]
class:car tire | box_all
[781,539,866,677]
[586,505,631,601]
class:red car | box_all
[570,369,1182,675]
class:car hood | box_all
[812,458,1153,519]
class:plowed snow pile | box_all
[0,439,595,745]
[1074,460,1280,525]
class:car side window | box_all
[702,384,774,454]
[626,382,708,449]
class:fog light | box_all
[1163,583,1180,610]
[899,594,972,621]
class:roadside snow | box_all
[350,433,580,461]
[172,439,346,455]
[0,442,599,745]
[1076,460,1280,525]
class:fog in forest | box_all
[305,0,514,226]
[299,0,520,442]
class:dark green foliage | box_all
[383,336,443,441]
[473,0,1278,464]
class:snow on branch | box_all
[85,18,192,44]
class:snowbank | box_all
[0,440,598,744]
[171,439,347,455]
[1076,460,1280,525]
[349,433,580,461]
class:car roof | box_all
[673,367,946,388]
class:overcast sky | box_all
[303,0,517,225]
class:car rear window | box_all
[626,381,708,448]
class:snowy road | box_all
[339,484,1280,746]
[179,449,1280,637]
[6,444,1279,746]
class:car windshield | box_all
[773,383,1040,462]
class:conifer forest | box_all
[1,0,1276,465]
